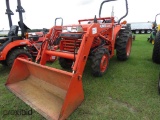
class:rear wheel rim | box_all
[100,54,109,72]
[126,38,132,56]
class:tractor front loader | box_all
[5,0,132,119]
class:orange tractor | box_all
[0,0,32,67]
[0,0,58,67]
[6,0,132,119]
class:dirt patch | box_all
[108,96,139,114]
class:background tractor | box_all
[151,14,160,94]
[5,0,132,119]
[152,14,160,63]
[0,0,57,67]
[0,0,32,67]
[152,30,160,94]
[148,13,160,44]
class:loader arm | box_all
[72,24,99,73]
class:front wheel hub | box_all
[100,55,109,72]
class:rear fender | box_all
[1,39,30,60]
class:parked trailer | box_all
[130,22,152,34]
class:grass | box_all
[0,34,160,120]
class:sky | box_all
[0,0,160,30]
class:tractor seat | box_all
[8,25,19,37]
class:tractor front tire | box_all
[91,48,110,77]
[152,31,160,64]
[7,49,32,67]
[116,28,132,61]
[58,57,73,69]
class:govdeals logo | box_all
[3,109,33,116]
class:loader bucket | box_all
[5,58,84,120]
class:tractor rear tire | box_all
[91,48,110,77]
[152,31,160,64]
[58,57,73,69]
[7,49,32,67]
[116,27,132,61]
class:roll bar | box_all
[16,0,25,37]
[5,0,26,37]
[5,0,14,28]
[99,0,128,24]
[155,13,160,24]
